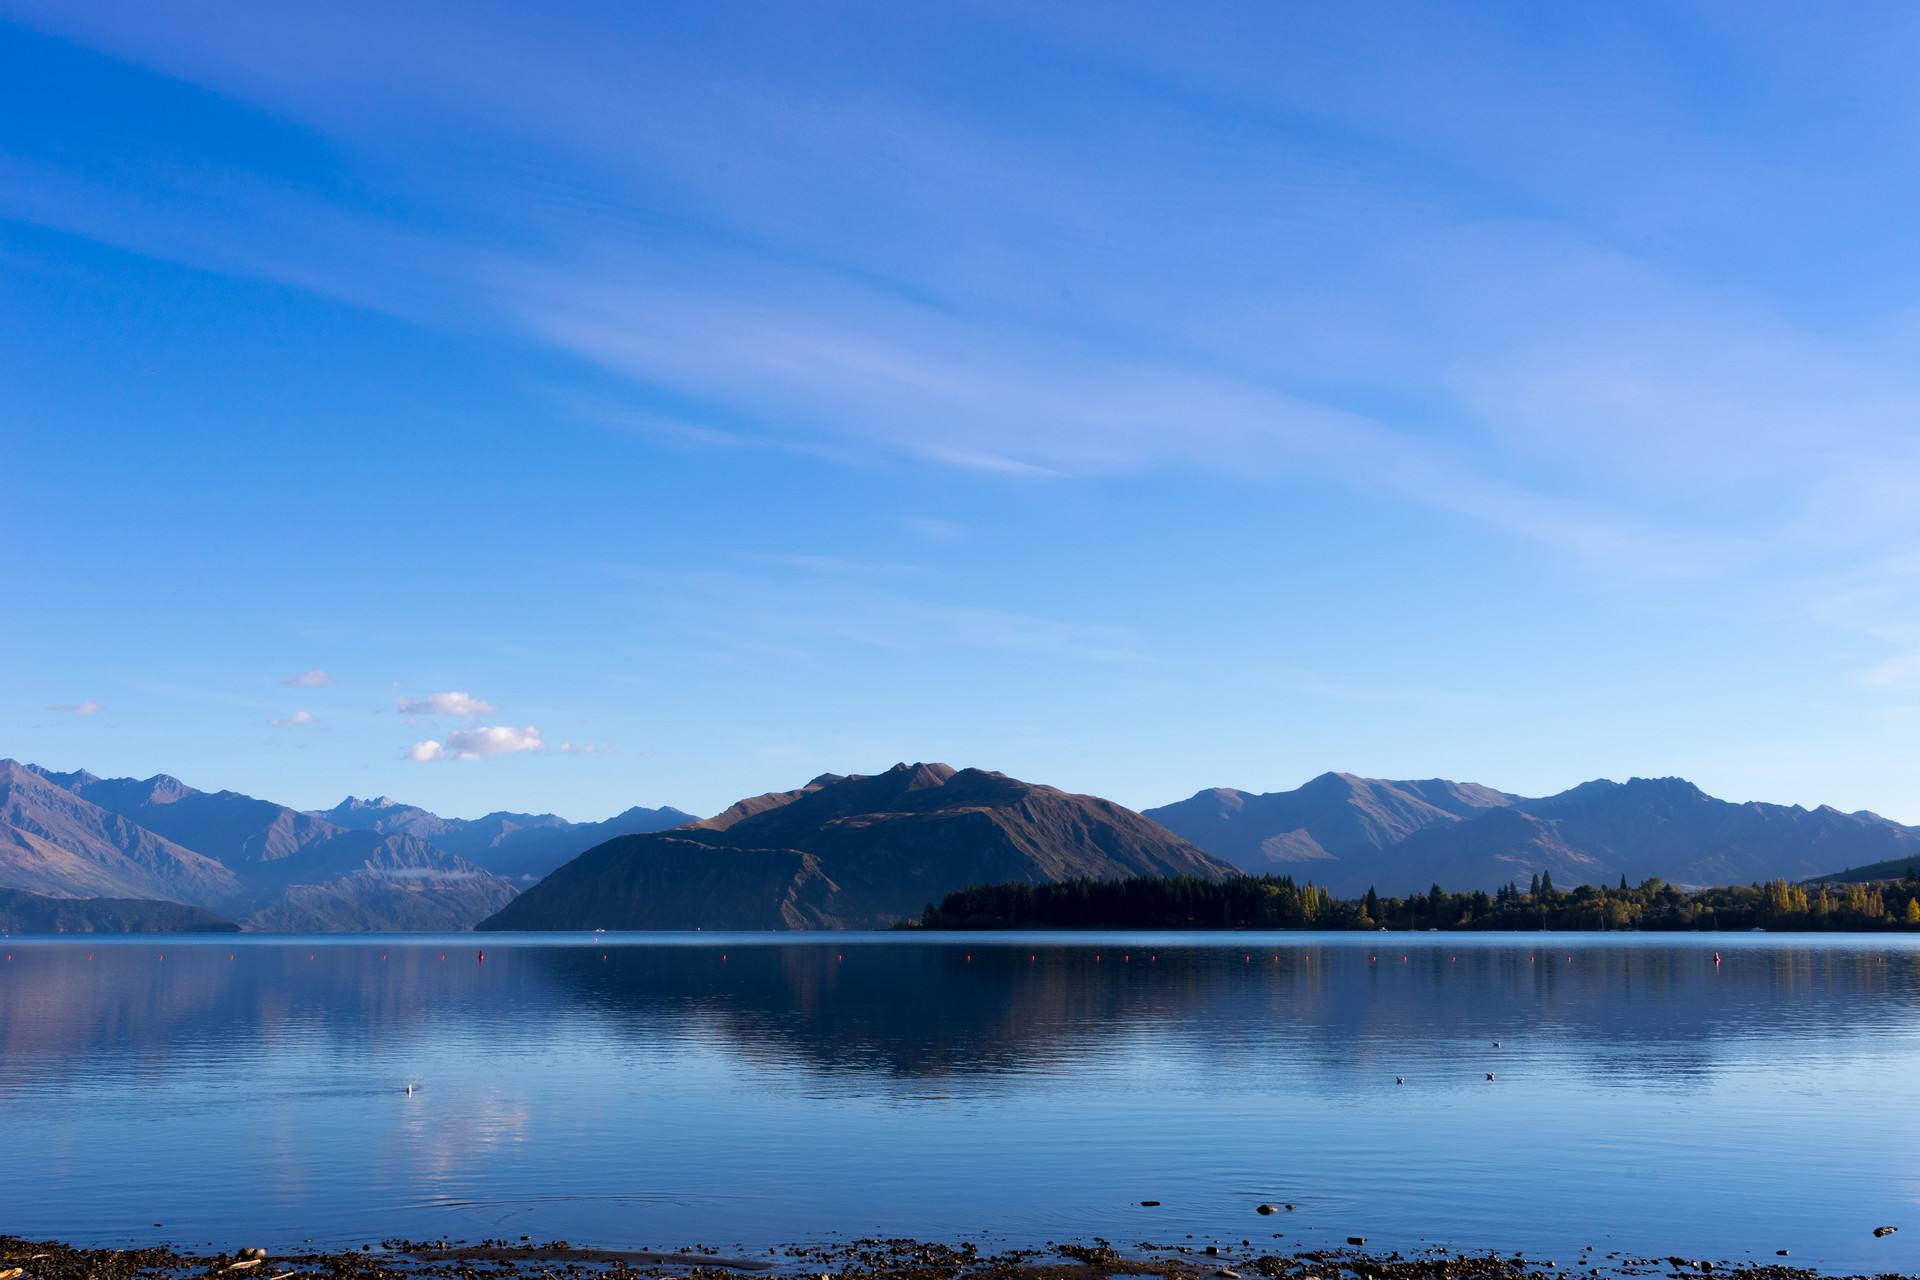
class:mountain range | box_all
[309,794,697,882]
[1144,771,1920,896]
[9,755,1920,932]
[479,762,1230,931]
[0,760,518,931]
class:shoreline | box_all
[1,1235,1900,1280]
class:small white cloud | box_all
[409,725,543,762]
[46,701,101,716]
[555,741,614,756]
[281,669,332,687]
[395,690,498,716]
[268,709,317,728]
[449,725,543,758]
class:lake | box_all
[1,932,1916,1272]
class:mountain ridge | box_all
[309,794,697,881]
[12,755,1920,929]
[480,762,1233,931]
[1,761,517,930]
[1149,771,1920,896]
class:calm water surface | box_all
[2,932,1917,1271]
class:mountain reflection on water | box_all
[2,933,1918,1273]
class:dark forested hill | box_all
[481,763,1234,931]
[0,887,240,934]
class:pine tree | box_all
[1539,869,1556,897]
[1529,873,1541,897]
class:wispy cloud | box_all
[281,669,332,687]
[917,603,1146,664]
[752,553,923,576]
[268,709,317,728]
[1863,653,1920,692]
[10,4,1920,589]
[396,690,498,717]
[46,700,101,716]
[0,4,1793,581]
[598,560,1147,666]
[905,518,965,543]
[916,447,1066,478]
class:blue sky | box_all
[6,3,1920,822]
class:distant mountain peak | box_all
[1300,770,1366,791]
[1534,776,1710,811]
[22,762,103,791]
[1626,775,1709,797]
[885,761,958,789]
[329,794,404,812]
[133,773,195,804]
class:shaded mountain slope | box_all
[1323,777,1920,896]
[7,764,517,931]
[480,839,843,932]
[1808,854,1920,885]
[1144,772,1518,876]
[0,761,242,905]
[0,887,240,934]
[70,775,347,872]
[312,795,697,881]
[1513,778,1920,889]
[481,763,1232,931]
[685,774,845,832]
[1149,771,1920,896]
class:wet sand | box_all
[1,1236,1906,1280]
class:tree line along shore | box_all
[908,871,1920,932]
